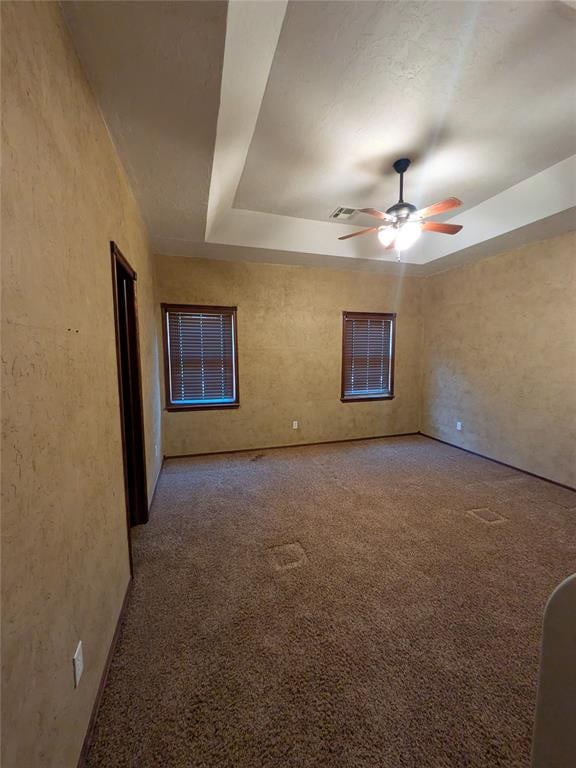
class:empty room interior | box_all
[2,1,576,767]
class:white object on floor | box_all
[73,641,83,688]
[531,573,576,767]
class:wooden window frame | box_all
[161,303,240,412]
[340,311,396,403]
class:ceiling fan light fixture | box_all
[394,220,422,251]
[377,226,396,247]
[336,158,463,246]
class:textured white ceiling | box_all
[235,0,576,222]
[64,0,576,273]
[62,1,226,248]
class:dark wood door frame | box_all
[111,242,149,573]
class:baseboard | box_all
[165,431,421,460]
[419,432,576,492]
[77,579,132,768]
[166,432,575,491]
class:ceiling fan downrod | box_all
[393,157,411,204]
[387,158,417,220]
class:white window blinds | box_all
[163,305,238,408]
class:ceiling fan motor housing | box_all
[386,201,417,221]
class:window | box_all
[161,304,239,411]
[341,312,396,401]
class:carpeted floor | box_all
[85,435,576,767]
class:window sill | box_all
[340,394,395,403]
[165,403,240,412]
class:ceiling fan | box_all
[338,158,463,251]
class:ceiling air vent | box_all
[330,206,356,221]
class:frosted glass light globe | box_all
[394,221,422,251]
[377,226,396,247]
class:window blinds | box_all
[342,312,395,399]
[164,306,238,407]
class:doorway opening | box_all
[111,241,149,573]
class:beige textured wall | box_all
[1,4,162,768]
[156,255,422,456]
[421,232,576,488]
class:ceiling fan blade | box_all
[417,197,461,219]
[338,226,381,241]
[358,207,393,221]
[422,221,463,235]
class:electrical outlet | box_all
[73,641,83,688]
[292,420,299,430]
[456,421,463,431]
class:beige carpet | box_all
[85,435,576,767]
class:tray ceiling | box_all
[234,1,575,223]
[64,1,576,273]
